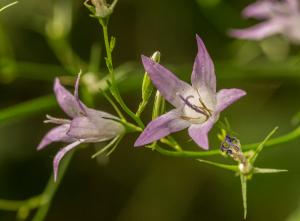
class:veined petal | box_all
[54,78,86,118]
[37,124,74,150]
[134,109,190,146]
[141,55,193,108]
[188,119,215,150]
[53,140,83,182]
[229,21,283,40]
[191,35,216,93]
[215,89,246,113]
[67,116,124,142]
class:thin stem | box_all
[0,199,25,211]
[98,18,144,128]
[31,151,74,221]
[154,125,300,158]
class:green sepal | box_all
[253,167,288,174]
[197,159,238,172]
[249,126,278,164]
[240,174,247,219]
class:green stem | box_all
[0,95,56,125]
[0,199,25,211]
[31,151,74,221]
[154,125,300,158]
[98,18,144,128]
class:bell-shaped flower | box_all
[134,35,246,150]
[230,0,300,43]
[37,74,125,181]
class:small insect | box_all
[220,135,245,163]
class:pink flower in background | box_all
[37,74,124,181]
[134,35,246,150]
[230,0,300,43]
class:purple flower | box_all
[134,35,246,150]
[230,0,300,43]
[37,74,125,181]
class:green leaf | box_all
[197,159,238,172]
[249,126,278,164]
[240,174,247,219]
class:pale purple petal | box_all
[188,119,215,150]
[134,109,190,146]
[53,140,82,182]
[141,55,193,108]
[67,116,124,142]
[215,89,246,113]
[54,78,86,118]
[242,1,274,19]
[37,124,74,150]
[191,35,216,93]
[287,0,299,13]
[229,21,283,40]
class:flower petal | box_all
[287,0,299,13]
[229,21,283,40]
[242,1,274,19]
[188,119,215,150]
[141,55,192,108]
[67,115,124,142]
[134,109,190,147]
[215,89,246,113]
[53,140,83,182]
[54,78,86,118]
[191,35,216,93]
[37,124,74,150]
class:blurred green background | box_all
[1,0,300,220]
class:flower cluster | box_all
[38,35,246,180]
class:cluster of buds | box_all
[84,0,118,18]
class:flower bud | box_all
[84,0,118,18]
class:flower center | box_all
[178,90,213,124]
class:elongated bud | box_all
[136,51,161,117]
[142,51,160,101]
[84,0,118,18]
